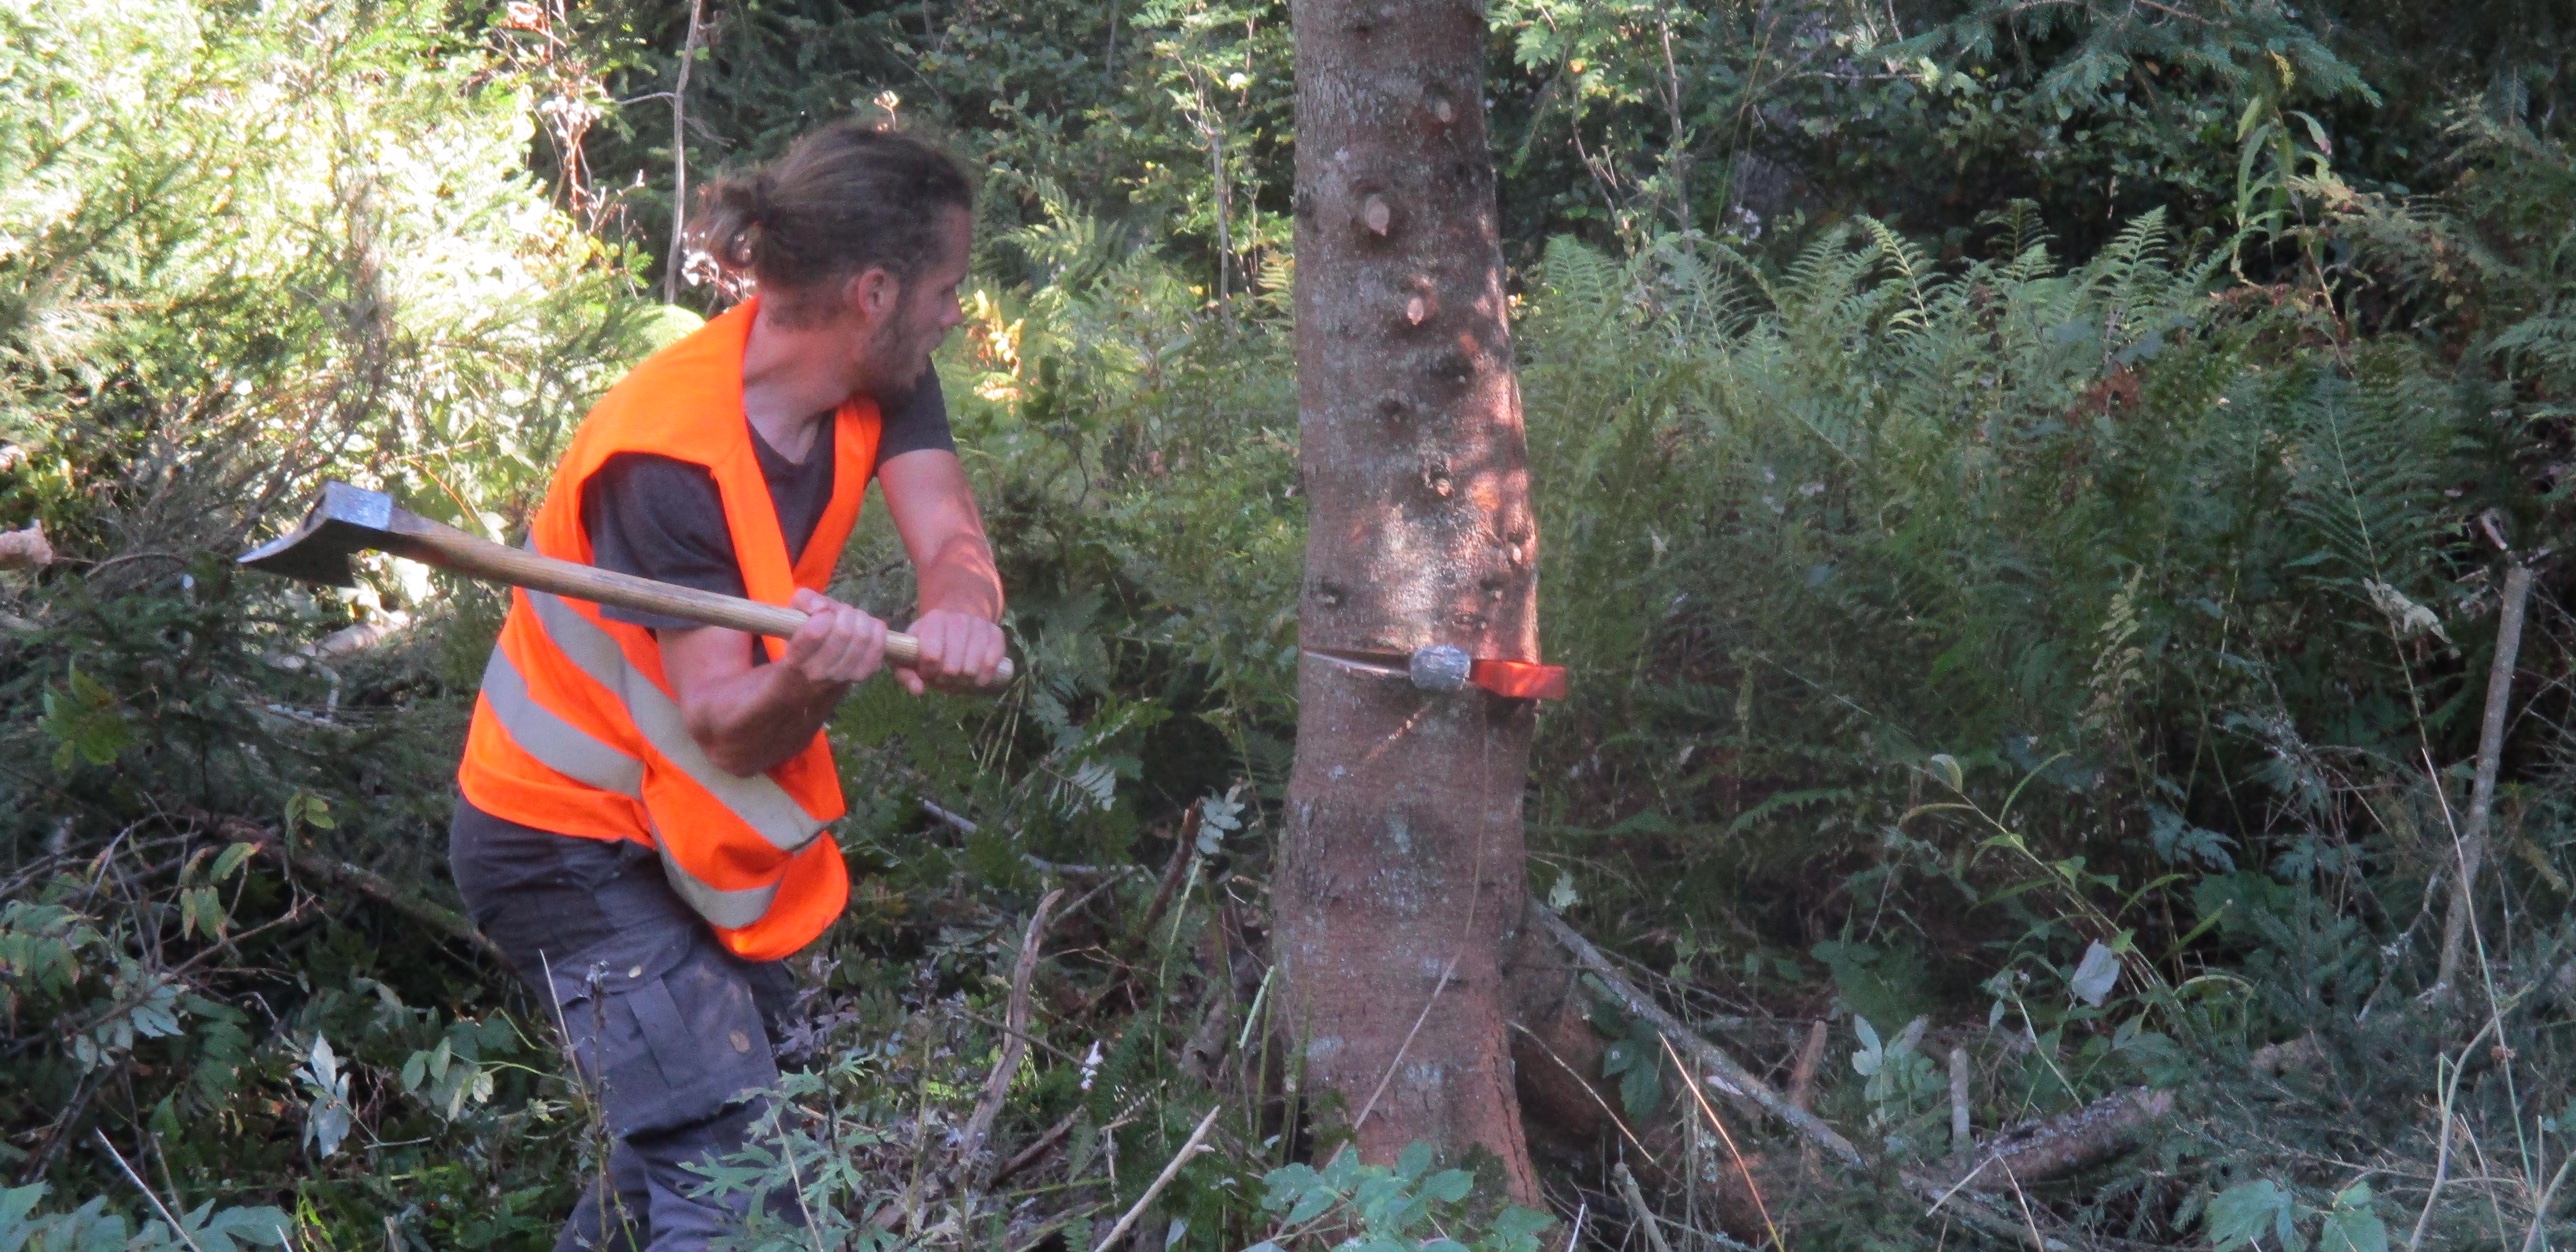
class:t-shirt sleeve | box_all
[579,452,746,630]
[873,365,956,470]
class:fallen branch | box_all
[921,799,1128,879]
[1532,903,2059,1248]
[1614,1162,1678,1252]
[990,1106,1083,1187]
[1529,904,1861,1168]
[959,888,1066,1185]
[289,847,502,964]
[1092,1105,1220,1252]
[1934,1088,2174,1191]
[184,808,505,965]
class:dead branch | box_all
[2433,563,2534,1000]
[93,1130,206,1252]
[990,1106,1083,1187]
[1614,1161,1678,1252]
[1529,903,1861,1168]
[1936,1088,2175,1191]
[179,808,504,965]
[1787,1020,1828,1111]
[1532,903,2055,1248]
[1949,1047,1972,1158]
[290,850,502,960]
[662,0,706,304]
[960,888,1066,1185]
[920,799,1127,880]
[1138,800,1202,939]
[1091,1104,1219,1252]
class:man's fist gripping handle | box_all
[783,588,1014,686]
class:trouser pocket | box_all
[547,929,782,1138]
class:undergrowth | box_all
[2,0,2572,1249]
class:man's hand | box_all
[898,607,1007,694]
[784,589,890,687]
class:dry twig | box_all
[1788,1020,1829,1111]
[1091,1104,1220,1252]
[1949,1047,1973,1158]
[1138,801,1202,939]
[1614,1161,1678,1252]
[960,888,1066,1185]
[93,1130,205,1252]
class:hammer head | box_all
[236,481,400,588]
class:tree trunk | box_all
[1275,0,1542,1202]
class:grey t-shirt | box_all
[579,367,952,631]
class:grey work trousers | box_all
[449,803,804,1251]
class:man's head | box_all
[696,123,975,401]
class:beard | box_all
[863,308,942,408]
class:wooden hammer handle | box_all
[384,507,1013,682]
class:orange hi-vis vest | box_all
[456,299,882,962]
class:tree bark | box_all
[1276,0,1542,1202]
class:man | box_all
[449,123,1005,1249]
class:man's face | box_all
[852,207,972,402]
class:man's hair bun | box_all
[685,121,975,323]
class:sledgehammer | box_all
[239,480,1014,683]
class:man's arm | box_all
[661,448,1002,777]
[663,592,889,776]
[878,447,1007,693]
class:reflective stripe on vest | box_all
[473,582,825,931]
[517,584,827,851]
[656,842,775,929]
[477,645,644,799]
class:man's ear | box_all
[843,267,898,324]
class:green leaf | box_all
[1852,1015,1885,1076]
[2320,1184,2387,1252]
[1616,1041,1664,1119]
[1424,1168,1473,1204]
[2207,1180,2300,1252]
[210,842,258,883]
[2068,940,2121,1007]
[190,887,226,939]
[285,793,334,832]
[1601,1036,1640,1077]
[1282,1188,1335,1226]
[1488,1206,1555,1246]
[37,664,134,773]
[1395,1141,1434,1182]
